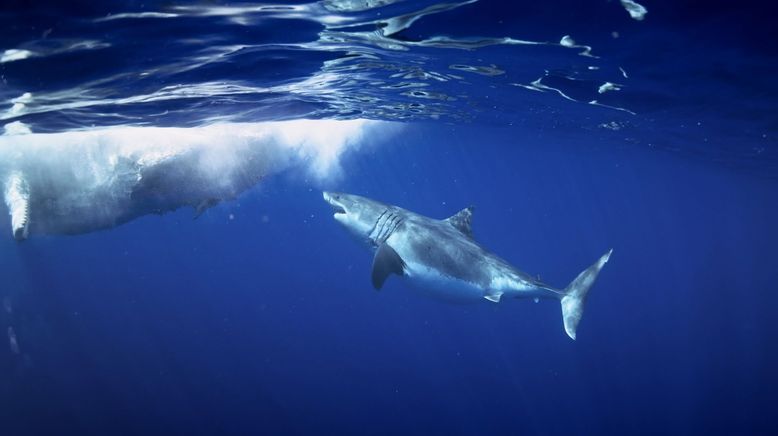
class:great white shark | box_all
[323,191,612,340]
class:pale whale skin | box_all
[324,191,612,340]
[1,120,371,240]
[1,128,271,239]
[4,151,263,239]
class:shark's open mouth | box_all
[323,191,347,216]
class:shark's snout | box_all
[323,191,347,217]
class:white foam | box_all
[598,82,622,94]
[560,35,576,47]
[3,121,32,135]
[0,119,391,182]
[1,40,108,65]
[0,49,34,63]
[323,0,403,12]
[559,35,595,57]
[528,77,577,102]
[5,92,33,118]
[512,75,635,115]
[588,100,636,115]
[620,0,648,20]
[599,121,623,131]
[95,12,179,22]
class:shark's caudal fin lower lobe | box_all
[560,249,613,340]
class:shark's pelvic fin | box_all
[371,243,406,290]
[484,290,503,303]
[4,171,31,241]
[446,206,474,238]
[560,249,613,340]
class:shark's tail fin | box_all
[560,249,612,340]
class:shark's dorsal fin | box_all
[371,243,406,290]
[446,206,474,238]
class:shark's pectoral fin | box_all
[4,172,31,241]
[371,243,406,290]
[484,291,503,303]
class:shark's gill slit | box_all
[368,209,388,238]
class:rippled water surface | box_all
[2,1,775,171]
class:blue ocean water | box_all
[1,1,777,435]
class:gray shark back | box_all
[388,212,530,290]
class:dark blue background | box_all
[1,124,777,435]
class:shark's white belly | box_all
[402,261,485,302]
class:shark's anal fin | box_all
[371,243,406,290]
[4,172,30,241]
[446,206,474,238]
